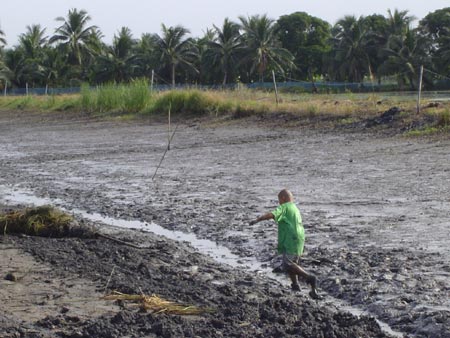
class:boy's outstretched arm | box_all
[249,212,274,225]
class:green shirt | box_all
[271,202,305,256]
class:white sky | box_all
[1,0,449,46]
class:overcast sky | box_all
[1,0,448,46]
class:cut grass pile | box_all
[103,291,214,315]
[0,206,75,237]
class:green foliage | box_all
[4,96,34,109]
[147,90,214,115]
[277,12,331,80]
[96,84,122,113]
[2,8,450,90]
[306,104,318,117]
[122,78,151,113]
[405,127,440,137]
[80,83,95,111]
[436,110,450,127]
[79,79,151,114]
[239,14,295,82]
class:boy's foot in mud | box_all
[306,275,322,299]
[309,289,323,300]
[272,265,284,273]
[291,283,301,292]
[306,275,317,289]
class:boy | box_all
[249,189,320,299]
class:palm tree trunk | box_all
[171,63,176,88]
[222,71,227,86]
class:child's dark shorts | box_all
[282,254,300,271]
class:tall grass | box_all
[80,79,151,114]
[1,84,449,132]
[144,89,232,116]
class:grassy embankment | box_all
[0,79,449,134]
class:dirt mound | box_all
[0,231,391,338]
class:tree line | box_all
[0,7,449,91]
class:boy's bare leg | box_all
[288,263,321,299]
[288,272,298,285]
[288,263,309,280]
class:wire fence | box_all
[2,66,450,97]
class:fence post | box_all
[168,103,171,151]
[416,65,424,114]
[4,82,7,96]
[272,70,279,105]
[26,83,29,96]
[151,69,154,93]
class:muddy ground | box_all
[0,110,449,337]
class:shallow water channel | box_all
[1,186,403,337]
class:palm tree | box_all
[18,24,49,86]
[377,9,429,89]
[134,33,160,78]
[50,8,98,66]
[40,46,68,88]
[4,49,27,87]
[331,15,371,83]
[205,18,243,85]
[0,28,6,48]
[386,9,415,37]
[155,24,198,87]
[192,29,216,84]
[239,14,294,82]
[19,24,48,59]
[0,28,8,85]
[380,28,430,89]
[94,27,139,82]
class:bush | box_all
[147,90,216,115]
[437,110,450,127]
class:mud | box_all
[0,110,449,337]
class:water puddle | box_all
[0,188,272,272]
[1,186,404,337]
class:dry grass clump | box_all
[0,206,75,237]
[103,291,214,315]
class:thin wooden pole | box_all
[168,103,171,151]
[416,65,424,114]
[152,122,179,181]
[26,83,29,96]
[4,82,7,96]
[272,70,279,105]
[151,69,154,93]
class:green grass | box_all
[80,79,151,114]
[405,127,441,137]
[436,110,450,127]
[0,85,449,137]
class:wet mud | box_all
[0,110,449,337]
